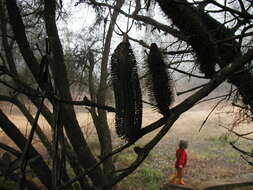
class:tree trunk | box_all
[1,1,87,186]
[30,98,91,189]
[87,1,124,185]
[44,0,105,187]
[0,0,17,76]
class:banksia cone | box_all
[146,43,174,116]
[110,34,142,141]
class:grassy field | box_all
[0,102,252,189]
[115,105,253,189]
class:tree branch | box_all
[5,0,41,82]
[105,49,253,188]
[168,66,208,79]
[230,142,252,157]
[211,1,253,20]
[0,142,21,157]
[84,0,185,40]
[177,83,208,96]
[44,0,105,185]
[199,97,226,132]
[59,48,253,189]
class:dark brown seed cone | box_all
[110,39,142,142]
[155,0,217,78]
[146,43,174,116]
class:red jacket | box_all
[175,148,187,168]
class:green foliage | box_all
[138,167,163,184]
[119,167,163,190]
[116,145,154,166]
[0,177,17,190]
[145,182,160,190]
[209,134,229,146]
[88,139,100,155]
[116,150,138,169]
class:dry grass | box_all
[0,102,252,188]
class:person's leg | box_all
[178,168,185,185]
[169,169,178,184]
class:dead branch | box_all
[177,83,208,96]
[199,97,226,132]
[168,66,207,79]
[221,125,253,140]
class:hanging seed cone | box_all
[110,34,142,141]
[146,43,174,116]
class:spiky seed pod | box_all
[146,43,174,116]
[110,37,142,142]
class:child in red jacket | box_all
[170,140,188,185]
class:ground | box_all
[0,102,252,189]
[113,103,253,189]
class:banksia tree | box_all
[110,34,142,141]
[146,43,174,116]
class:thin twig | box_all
[230,142,252,157]
[0,142,21,157]
[56,96,115,112]
[19,97,45,190]
[0,75,116,112]
[220,125,253,140]
[168,66,207,79]
[197,94,230,104]
[57,142,133,189]
[177,83,207,96]
[232,103,250,110]
[142,99,156,107]
[199,97,226,132]
[241,155,253,166]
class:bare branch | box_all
[20,97,45,190]
[57,141,133,189]
[58,49,253,189]
[56,97,115,112]
[241,155,253,166]
[6,0,41,81]
[168,66,208,79]
[0,72,115,112]
[197,94,231,104]
[199,97,226,132]
[215,31,253,45]
[0,142,21,157]
[177,83,208,96]
[0,34,15,41]
[221,125,253,141]
[211,1,253,20]
[85,0,185,40]
[230,142,252,157]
